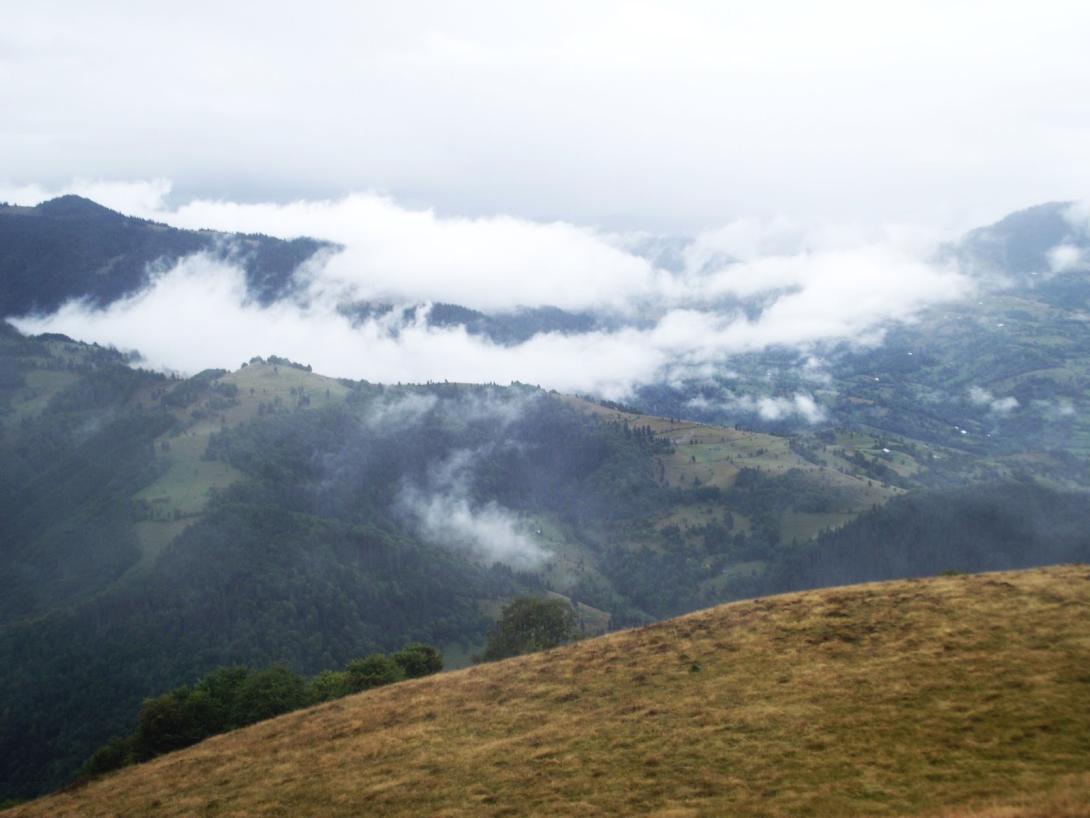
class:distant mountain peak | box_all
[33,194,125,219]
[0,196,333,315]
[955,200,1087,278]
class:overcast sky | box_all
[4,0,1090,233]
[5,2,1089,401]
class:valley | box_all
[1,198,1090,803]
[7,8,1090,815]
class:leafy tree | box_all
[132,693,198,761]
[345,655,405,691]
[481,597,578,661]
[79,643,443,782]
[192,666,250,730]
[78,736,133,779]
[391,643,444,678]
[307,670,353,703]
[230,666,308,726]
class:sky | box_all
[4,0,1090,232]
[3,2,1088,401]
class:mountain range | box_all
[0,197,1089,802]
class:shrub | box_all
[392,643,444,678]
[229,666,308,726]
[78,735,133,778]
[345,654,405,692]
[307,670,353,703]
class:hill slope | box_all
[9,565,1090,818]
[4,196,1089,473]
[633,202,1090,471]
[0,195,332,314]
[4,324,1090,800]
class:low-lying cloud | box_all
[689,391,827,424]
[398,487,547,570]
[8,180,973,399]
[1044,202,1090,273]
[396,447,548,570]
[968,386,1019,415]
[1047,243,1084,273]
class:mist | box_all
[8,183,972,400]
[396,445,550,570]
[6,2,1090,231]
[968,387,1020,415]
[689,392,828,424]
[315,389,554,569]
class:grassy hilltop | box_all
[8,564,1090,818]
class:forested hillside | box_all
[0,196,330,314]
[2,322,1089,801]
[7,3,1090,814]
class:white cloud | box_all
[968,386,1019,414]
[5,3,1090,232]
[1033,397,1077,419]
[1062,201,1090,234]
[1047,243,1084,273]
[361,392,438,429]
[0,178,171,215]
[398,488,547,569]
[8,184,975,399]
[690,391,827,423]
[3,183,663,314]
[8,256,661,398]
[396,447,548,569]
[967,386,993,405]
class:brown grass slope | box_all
[8,565,1090,818]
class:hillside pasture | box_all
[10,565,1089,818]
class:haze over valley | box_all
[3,3,1090,815]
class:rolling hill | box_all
[2,198,1090,801]
[3,322,1090,801]
[6,565,1089,818]
[634,203,1090,469]
[3,197,1089,473]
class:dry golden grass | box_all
[8,565,1090,818]
[915,773,1090,817]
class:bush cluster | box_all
[80,643,442,779]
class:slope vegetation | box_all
[4,325,1090,800]
[9,565,1090,818]
[0,195,330,315]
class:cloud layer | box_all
[6,2,1090,232]
[7,182,973,400]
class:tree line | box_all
[80,643,443,780]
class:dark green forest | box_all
[2,321,1090,802]
[80,643,442,781]
[0,196,330,315]
[0,329,673,798]
[768,481,1090,591]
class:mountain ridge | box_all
[2,199,1090,800]
[0,195,334,315]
